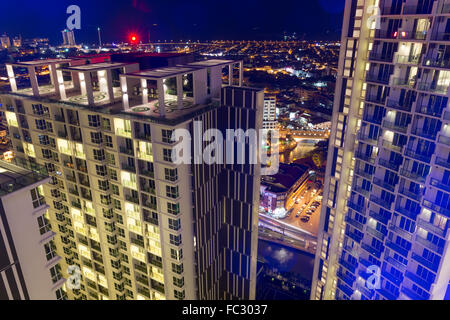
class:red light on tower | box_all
[130,34,138,44]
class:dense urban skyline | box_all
[0,0,345,44]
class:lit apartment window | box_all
[170,248,183,261]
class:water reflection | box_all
[280,140,319,164]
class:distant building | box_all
[61,29,76,46]
[0,34,11,49]
[0,158,66,300]
[260,163,310,213]
[263,97,277,129]
[12,37,21,48]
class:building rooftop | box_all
[0,157,49,196]
[8,59,72,67]
[123,65,201,80]
[261,163,309,193]
[58,62,131,72]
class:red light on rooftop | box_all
[129,34,139,44]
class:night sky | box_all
[0,0,345,44]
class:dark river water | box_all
[257,240,315,281]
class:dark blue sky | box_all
[0,0,345,44]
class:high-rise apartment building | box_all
[312,0,450,300]
[0,158,67,300]
[263,97,277,130]
[0,55,261,300]
[61,29,76,47]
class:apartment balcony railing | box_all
[382,120,409,134]
[120,147,134,156]
[336,282,353,298]
[399,168,427,183]
[385,256,406,272]
[430,32,450,42]
[366,226,387,241]
[395,205,420,220]
[395,55,421,65]
[346,230,363,243]
[354,167,373,180]
[398,31,427,40]
[411,127,438,140]
[404,148,432,163]
[366,73,390,85]
[398,187,422,202]
[362,114,383,125]
[374,30,398,40]
[389,223,413,241]
[345,216,364,230]
[377,288,399,300]
[404,271,433,291]
[434,156,450,170]
[347,200,366,214]
[381,140,404,153]
[444,111,450,121]
[373,177,396,192]
[370,195,393,210]
[416,104,444,117]
[402,5,433,15]
[357,132,379,145]
[401,286,430,300]
[417,82,449,95]
[417,217,447,238]
[385,240,409,257]
[336,271,356,287]
[338,258,357,273]
[438,134,450,146]
[386,99,412,112]
[368,52,394,63]
[416,236,444,255]
[369,210,390,225]
[381,269,403,286]
[378,158,401,171]
[423,199,450,219]
[423,56,450,69]
[365,94,386,105]
[430,177,450,193]
[353,185,370,197]
[361,242,383,258]
[354,152,376,164]
[411,253,440,272]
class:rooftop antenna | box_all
[97,27,102,48]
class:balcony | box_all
[395,54,420,65]
[337,271,356,287]
[389,223,413,241]
[411,127,437,140]
[120,147,134,156]
[401,286,430,300]
[345,216,364,230]
[369,210,390,225]
[381,140,404,153]
[121,163,136,173]
[369,51,394,63]
[378,158,401,171]
[370,195,393,210]
[386,99,412,112]
[399,168,426,183]
[336,282,354,298]
[346,230,363,243]
[357,132,378,145]
[405,271,432,291]
[354,152,375,164]
[416,236,444,255]
[411,253,439,272]
[423,199,450,219]
[430,178,450,193]
[402,4,433,15]
[423,56,450,69]
[354,167,373,180]
[381,269,403,286]
[373,177,396,192]
[392,77,416,89]
[347,200,365,214]
[385,256,406,272]
[398,187,422,202]
[395,205,419,220]
[385,240,409,257]
[361,242,383,258]
[353,185,370,197]
[404,148,432,163]
[416,104,444,117]
[366,73,390,85]
[366,226,387,241]
[376,288,399,300]
[438,134,450,147]
[417,82,449,95]
[382,120,408,134]
[417,217,447,238]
